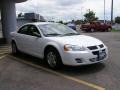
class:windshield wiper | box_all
[45,33,62,36]
[61,33,80,36]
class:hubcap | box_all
[47,52,57,68]
[91,29,94,32]
[108,28,111,32]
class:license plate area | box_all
[98,50,106,60]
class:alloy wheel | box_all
[47,51,57,68]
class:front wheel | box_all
[45,48,63,69]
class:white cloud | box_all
[56,0,84,6]
[16,0,120,21]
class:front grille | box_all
[92,49,106,55]
[87,46,98,50]
[99,44,104,48]
[102,49,105,51]
[88,44,104,50]
[92,51,99,55]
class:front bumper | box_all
[61,47,108,66]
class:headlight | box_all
[64,44,86,51]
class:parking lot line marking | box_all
[0,49,10,51]
[9,55,105,90]
[0,55,7,60]
[0,52,9,55]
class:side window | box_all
[18,25,29,35]
[28,25,40,36]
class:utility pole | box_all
[81,6,84,20]
[104,0,106,23]
[111,0,113,25]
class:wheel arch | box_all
[44,44,63,69]
[11,39,16,44]
[43,43,63,59]
[44,45,60,57]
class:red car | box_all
[81,21,112,32]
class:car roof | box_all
[25,22,57,26]
[18,22,60,31]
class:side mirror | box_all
[33,32,41,37]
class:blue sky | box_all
[16,0,120,21]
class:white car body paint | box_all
[11,22,108,66]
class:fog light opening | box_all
[89,58,96,62]
[75,58,83,63]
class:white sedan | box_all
[11,22,108,69]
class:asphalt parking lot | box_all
[0,32,120,90]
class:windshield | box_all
[38,23,80,37]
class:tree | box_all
[18,13,24,18]
[58,21,64,24]
[115,16,120,24]
[74,20,83,25]
[84,9,98,22]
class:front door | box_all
[26,25,44,58]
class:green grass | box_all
[111,29,120,32]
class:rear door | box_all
[17,25,30,52]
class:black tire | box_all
[11,42,19,55]
[45,48,63,69]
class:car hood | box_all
[46,35,103,47]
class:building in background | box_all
[0,12,46,38]
[17,13,46,28]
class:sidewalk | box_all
[0,38,11,56]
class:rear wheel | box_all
[45,48,63,69]
[11,42,19,55]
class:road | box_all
[0,32,120,90]
[0,31,2,38]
